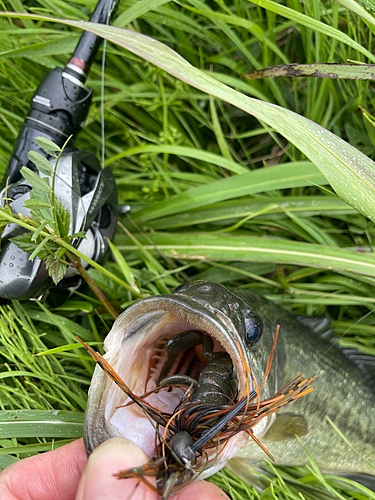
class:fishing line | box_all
[100,8,111,168]
[324,308,375,356]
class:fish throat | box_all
[100,299,254,459]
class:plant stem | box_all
[159,72,169,171]
[67,251,118,320]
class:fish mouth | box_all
[84,294,259,460]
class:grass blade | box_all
[118,232,375,278]
[133,162,327,222]
[0,410,84,438]
[105,144,249,174]
[245,63,375,80]
[246,0,375,62]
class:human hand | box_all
[0,437,228,500]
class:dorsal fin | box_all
[296,315,375,388]
[296,315,333,337]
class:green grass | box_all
[0,0,375,497]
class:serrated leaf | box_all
[54,198,71,238]
[37,240,60,261]
[28,151,53,175]
[55,246,67,260]
[45,254,67,285]
[20,167,50,193]
[12,232,36,254]
[35,136,61,156]
[37,250,49,260]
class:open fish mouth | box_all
[84,294,259,460]
[83,284,317,497]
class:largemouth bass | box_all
[84,281,375,489]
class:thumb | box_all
[76,438,156,500]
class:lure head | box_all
[84,281,278,480]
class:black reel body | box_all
[0,149,118,299]
[3,67,93,188]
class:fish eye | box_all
[244,313,263,346]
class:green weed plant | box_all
[0,0,375,498]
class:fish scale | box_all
[233,289,375,476]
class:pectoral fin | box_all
[262,413,308,441]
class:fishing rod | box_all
[0,0,120,300]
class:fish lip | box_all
[111,293,249,396]
[84,293,257,459]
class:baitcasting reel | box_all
[0,0,120,300]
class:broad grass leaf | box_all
[0,440,74,458]
[58,20,375,225]
[0,410,84,438]
[118,232,375,278]
[145,196,355,230]
[106,144,249,174]
[113,0,171,27]
[133,162,327,222]
[245,63,375,80]
[2,36,78,58]
[0,455,19,468]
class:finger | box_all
[0,438,87,500]
[177,480,230,500]
[75,437,156,500]
[76,437,229,500]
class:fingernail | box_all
[76,438,154,500]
